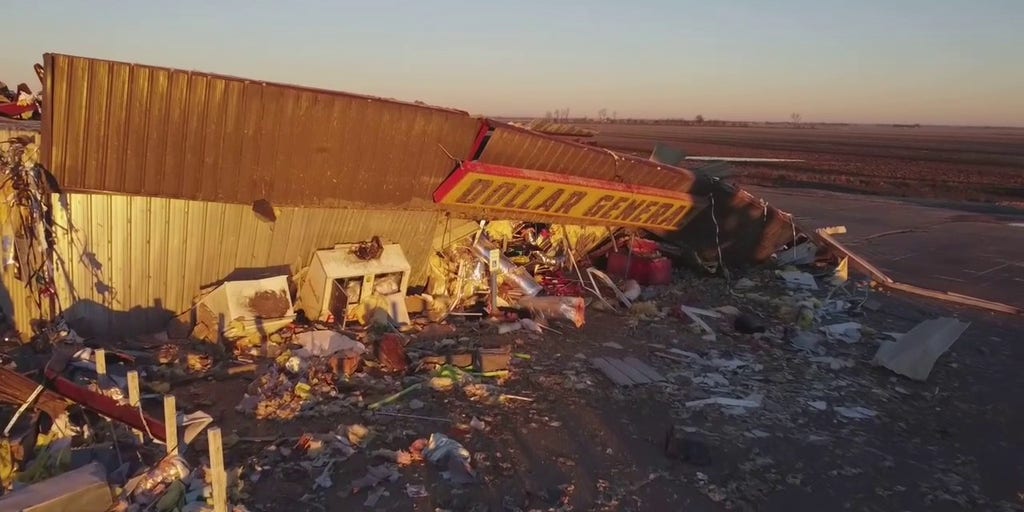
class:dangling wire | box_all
[708,193,726,280]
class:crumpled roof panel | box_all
[42,53,483,208]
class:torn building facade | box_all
[0,53,793,336]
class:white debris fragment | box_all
[776,241,818,266]
[679,306,722,342]
[806,400,828,411]
[714,305,742,316]
[680,306,723,319]
[709,358,749,371]
[686,395,763,409]
[791,331,823,352]
[405,484,429,498]
[809,356,854,370]
[520,318,544,334]
[834,406,878,420]
[777,270,819,290]
[723,407,753,416]
[692,373,730,388]
[622,279,642,301]
[498,321,523,334]
[667,349,705,362]
[602,342,624,350]
[293,331,366,358]
[470,417,486,431]
[746,429,771,438]
[872,317,970,381]
[733,278,756,290]
[820,300,851,316]
[821,322,863,344]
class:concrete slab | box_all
[749,186,1024,309]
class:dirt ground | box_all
[171,270,1024,512]
[575,123,1024,207]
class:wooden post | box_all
[207,427,228,512]
[94,349,106,376]
[163,395,177,455]
[488,248,500,314]
[126,371,143,442]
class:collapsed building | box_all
[0,53,793,338]
[1,54,1017,511]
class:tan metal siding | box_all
[51,193,443,335]
[0,124,40,144]
[43,54,482,209]
[480,123,697,193]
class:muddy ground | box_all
[575,123,1024,207]
[171,270,1024,512]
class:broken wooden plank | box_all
[885,282,1020,316]
[623,357,666,382]
[164,395,178,455]
[208,427,228,512]
[810,229,894,284]
[0,367,69,420]
[591,357,635,386]
[604,357,652,384]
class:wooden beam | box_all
[94,349,107,376]
[126,371,143,442]
[163,395,177,455]
[207,427,228,512]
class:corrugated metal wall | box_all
[51,193,444,335]
[42,54,483,209]
[30,54,713,336]
[1,123,41,144]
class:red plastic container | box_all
[606,251,672,285]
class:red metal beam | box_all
[44,369,165,442]
[465,120,492,161]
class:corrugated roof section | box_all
[42,54,483,209]
[52,192,444,335]
[479,122,697,193]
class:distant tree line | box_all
[537,109,835,128]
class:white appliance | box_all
[298,243,411,324]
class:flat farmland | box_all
[575,123,1024,206]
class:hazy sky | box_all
[3,0,1022,125]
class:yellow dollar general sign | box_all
[434,162,700,230]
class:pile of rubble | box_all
[0,212,986,510]
[0,76,41,120]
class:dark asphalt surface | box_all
[748,186,1024,310]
